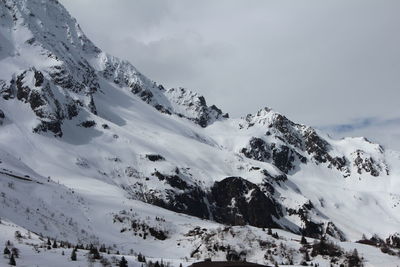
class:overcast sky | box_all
[60,0,400,149]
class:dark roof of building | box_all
[189,261,271,267]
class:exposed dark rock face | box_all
[0,79,13,100]
[1,68,92,137]
[287,201,324,239]
[209,177,281,228]
[113,211,169,240]
[79,120,96,128]
[241,137,306,174]
[34,70,44,87]
[302,220,324,239]
[325,221,346,241]
[303,128,330,163]
[267,113,304,149]
[271,144,307,174]
[33,121,63,137]
[353,150,384,177]
[165,87,229,128]
[152,171,189,190]
[241,138,271,162]
[386,233,400,249]
[146,187,210,220]
[140,175,282,229]
[145,154,165,162]
[303,128,350,176]
[138,169,211,219]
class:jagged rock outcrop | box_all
[209,177,281,228]
[352,149,388,177]
[240,107,388,178]
[325,222,346,241]
[241,137,306,174]
[386,233,400,249]
[140,174,282,229]
[164,87,229,127]
[146,186,210,220]
[303,128,350,176]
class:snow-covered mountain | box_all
[1,0,400,266]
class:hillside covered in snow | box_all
[1,0,400,266]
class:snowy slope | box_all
[1,0,400,266]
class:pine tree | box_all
[89,245,101,259]
[347,249,362,267]
[99,244,107,253]
[9,253,16,266]
[267,228,273,235]
[53,240,58,248]
[119,256,128,267]
[71,248,77,261]
[3,246,10,255]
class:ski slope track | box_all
[0,0,400,266]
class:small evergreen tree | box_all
[52,240,58,248]
[119,256,128,267]
[89,245,101,259]
[137,252,147,263]
[3,246,10,255]
[99,244,107,253]
[267,228,273,235]
[71,248,77,261]
[9,253,16,266]
[347,249,362,267]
